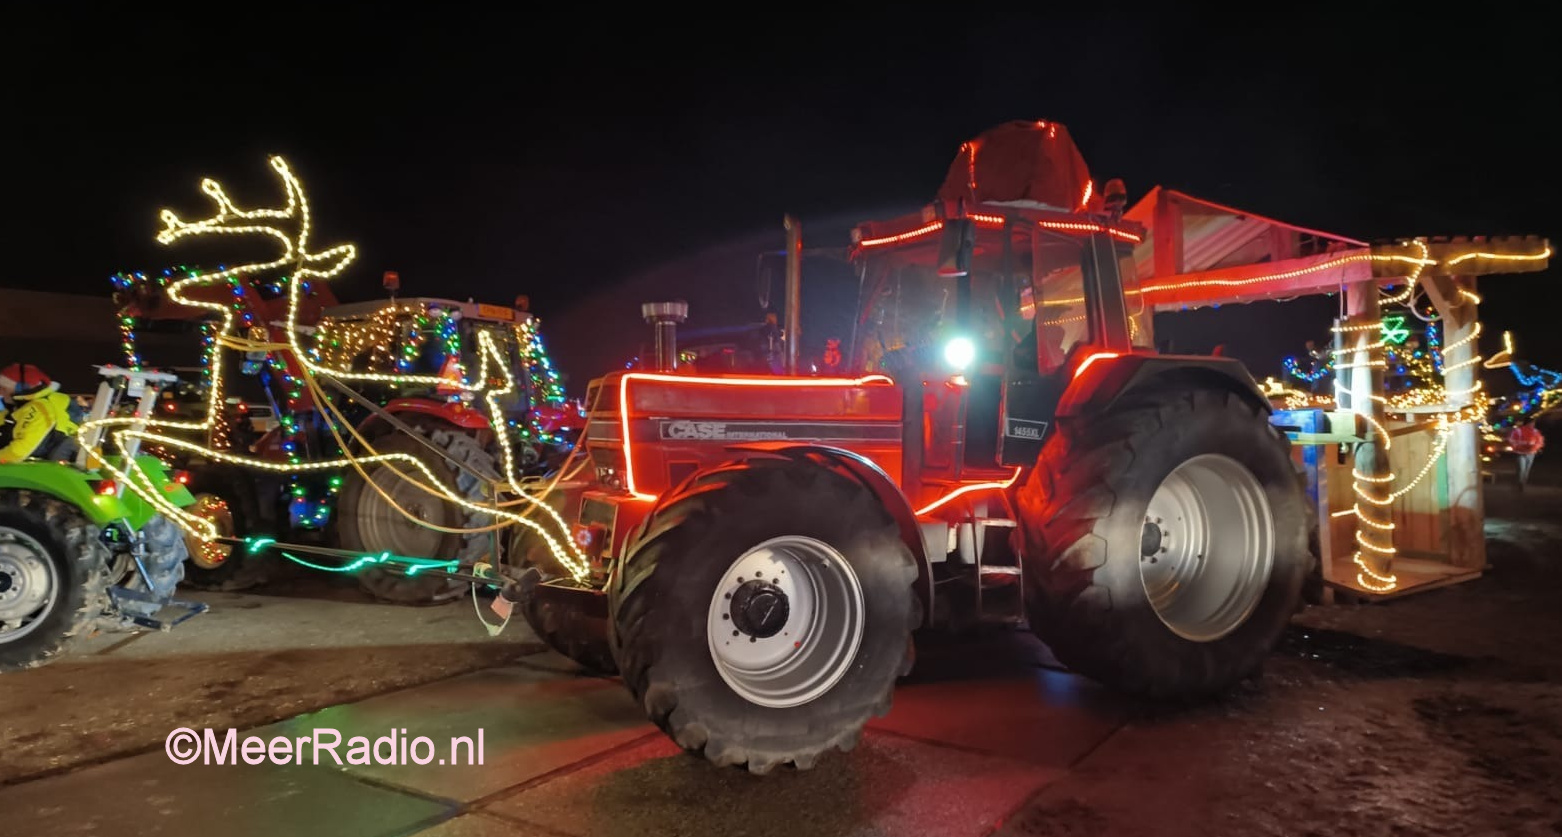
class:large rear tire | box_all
[1016,385,1309,699]
[0,491,109,671]
[337,428,495,605]
[609,458,918,774]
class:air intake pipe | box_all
[641,301,690,371]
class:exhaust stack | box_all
[784,215,802,375]
[641,301,690,372]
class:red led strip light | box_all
[915,467,1023,516]
[617,372,896,500]
[858,215,1142,249]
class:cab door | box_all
[997,231,1109,466]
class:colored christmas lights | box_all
[1300,239,1549,592]
[1483,331,1562,433]
[79,156,589,580]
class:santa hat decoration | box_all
[0,363,58,397]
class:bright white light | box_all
[944,337,976,370]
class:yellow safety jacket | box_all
[0,387,79,463]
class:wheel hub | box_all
[0,529,58,637]
[730,580,790,638]
[706,536,866,709]
[1140,520,1164,558]
[361,466,449,558]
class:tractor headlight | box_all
[943,337,976,370]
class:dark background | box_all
[5,10,1557,394]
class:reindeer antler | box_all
[156,155,357,284]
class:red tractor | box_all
[515,121,1310,774]
[114,271,583,604]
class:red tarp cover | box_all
[936,120,1098,213]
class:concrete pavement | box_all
[0,629,1132,837]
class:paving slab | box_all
[408,812,554,837]
[869,668,1128,768]
[870,629,1130,768]
[260,663,654,802]
[1,590,542,785]
[74,587,530,659]
[483,731,1061,837]
[0,746,453,837]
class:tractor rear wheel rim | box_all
[1138,453,1275,642]
[0,527,59,643]
[706,535,864,709]
[361,466,448,558]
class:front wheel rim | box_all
[185,494,236,570]
[706,535,865,709]
[1138,453,1276,642]
[0,527,60,644]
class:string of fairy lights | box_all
[89,155,589,581]
[112,259,573,532]
[93,158,1552,597]
[1262,239,1553,591]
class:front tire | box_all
[510,516,618,675]
[0,491,109,671]
[1017,385,1309,699]
[609,457,918,773]
[180,471,272,592]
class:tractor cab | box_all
[314,296,538,419]
[845,196,1151,487]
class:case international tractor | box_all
[517,120,1311,774]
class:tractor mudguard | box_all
[1057,353,1271,419]
[0,455,193,529]
[357,398,493,435]
[0,462,127,526]
[723,442,934,627]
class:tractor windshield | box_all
[851,228,1090,375]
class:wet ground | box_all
[1,461,1559,836]
[1002,473,1562,837]
[0,572,543,784]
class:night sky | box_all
[7,11,1557,392]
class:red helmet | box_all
[0,363,53,396]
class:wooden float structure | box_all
[1120,187,1551,600]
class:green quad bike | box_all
[0,366,207,671]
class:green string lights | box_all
[241,536,461,578]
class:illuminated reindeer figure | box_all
[80,156,588,579]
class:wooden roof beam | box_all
[1371,236,1552,278]
[1140,249,1375,311]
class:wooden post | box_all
[1344,280,1393,588]
[1152,191,1184,278]
[1432,276,1487,570]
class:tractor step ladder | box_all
[962,517,1024,624]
